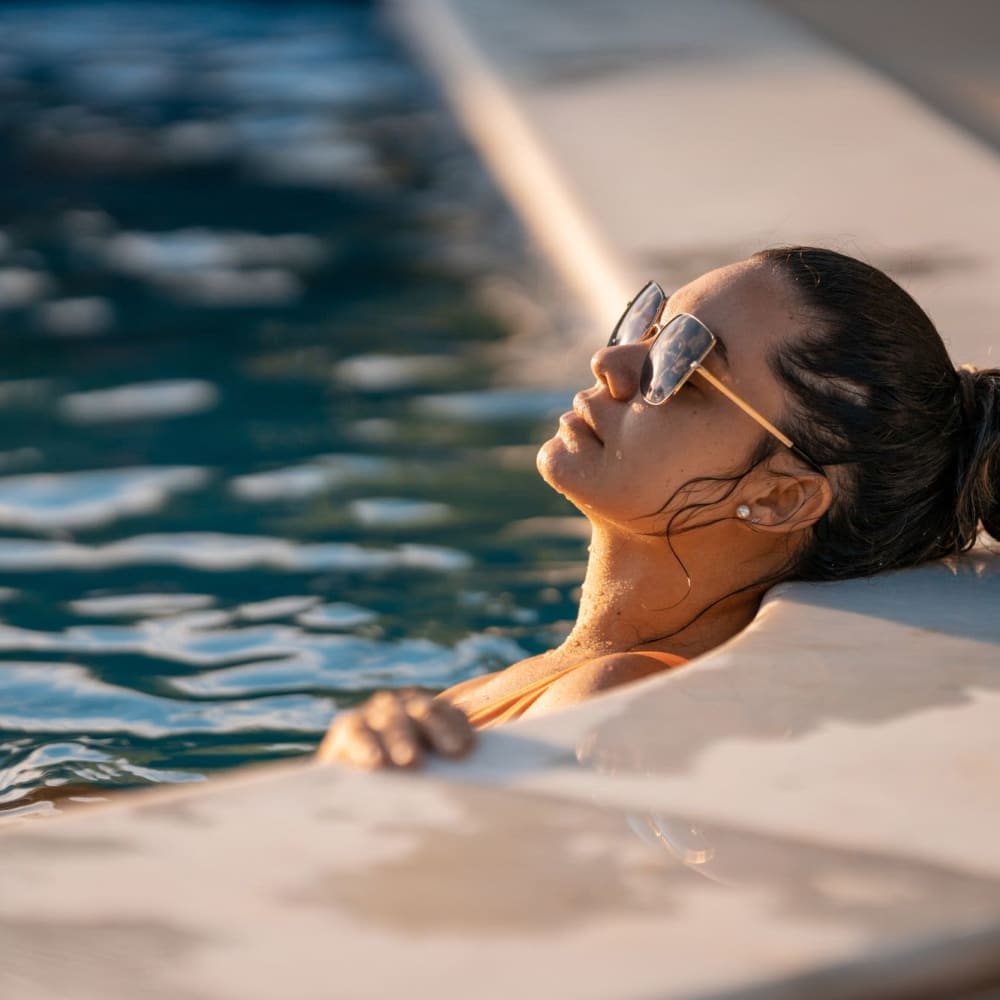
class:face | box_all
[536,259,804,533]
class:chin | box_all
[536,436,596,511]
[537,435,661,529]
[536,432,569,480]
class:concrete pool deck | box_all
[2,2,1000,998]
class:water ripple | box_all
[0,620,525,676]
[0,662,330,737]
[0,742,203,808]
[102,229,327,274]
[0,467,208,531]
[167,633,527,696]
[59,381,220,424]
[348,498,453,529]
[230,454,392,502]
[414,388,569,422]
[236,596,320,622]
[296,602,377,631]
[333,354,461,391]
[68,593,216,618]
[0,534,473,572]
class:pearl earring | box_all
[736,504,751,520]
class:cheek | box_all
[591,412,685,518]
[618,399,702,471]
[614,401,752,509]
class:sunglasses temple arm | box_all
[790,445,826,476]
[691,366,825,475]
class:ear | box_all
[743,455,833,534]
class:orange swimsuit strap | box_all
[465,650,686,729]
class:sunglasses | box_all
[609,281,824,475]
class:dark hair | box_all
[752,246,1000,581]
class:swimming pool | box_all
[0,1,588,815]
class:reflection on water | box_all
[0,2,586,813]
[0,467,209,530]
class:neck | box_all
[562,520,765,661]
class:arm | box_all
[316,652,676,769]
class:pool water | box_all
[0,2,589,816]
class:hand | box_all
[316,688,476,769]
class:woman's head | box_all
[538,246,999,585]
[537,258,833,554]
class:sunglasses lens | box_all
[608,282,665,346]
[641,315,714,404]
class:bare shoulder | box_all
[529,652,679,713]
[435,652,551,712]
[434,671,498,706]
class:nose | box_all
[590,342,647,401]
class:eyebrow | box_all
[712,331,731,368]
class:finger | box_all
[403,691,476,759]
[362,692,423,768]
[317,710,388,769]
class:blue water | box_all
[0,2,587,815]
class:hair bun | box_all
[954,364,1000,542]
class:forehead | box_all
[665,260,803,362]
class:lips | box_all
[568,395,604,444]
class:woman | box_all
[318,246,1000,769]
